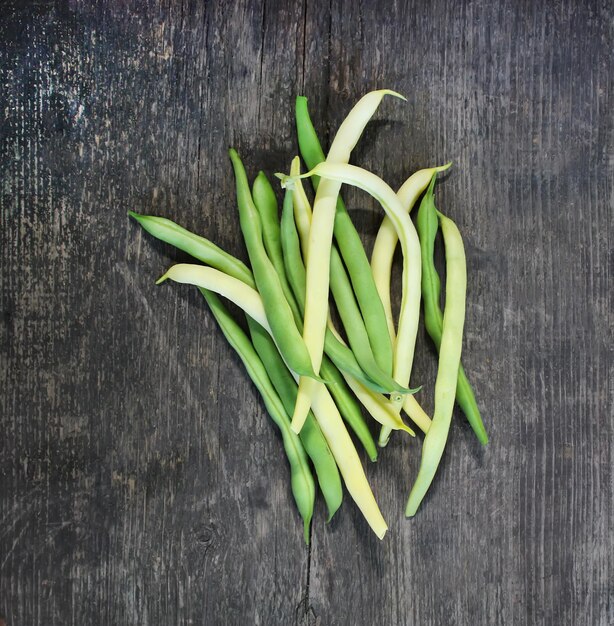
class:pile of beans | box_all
[130,90,488,541]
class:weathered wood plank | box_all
[1,0,612,625]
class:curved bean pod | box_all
[370,165,451,341]
[157,264,267,325]
[128,211,254,288]
[293,162,422,414]
[160,265,387,538]
[405,212,466,516]
[201,289,315,542]
[229,149,321,382]
[295,96,394,376]
[371,165,450,447]
[416,177,488,445]
[247,317,343,521]
[293,89,405,431]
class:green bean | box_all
[280,190,379,458]
[252,172,285,280]
[293,90,405,432]
[281,159,414,396]
[372,165,450,447]
[157,265,271,325]
[281,186,414,434]
[296,95,394,377]
[371,164,451,340]
[131,207,379,457]
[405,212,467,516]
[319,359,378,462]
[307,380,388,539]
[288,162,422,416]
[163,268,386,537]
[128,211,254,288]
[251,182,378,458]
[278,190,382,392]
[328,247,415,396]
[229,149,321,382]
[247,316,343,521]
[200,288,315,542]
[342,374,416,437]
[416,176,488,445]
[251,172,309,331]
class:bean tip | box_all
[377,436,390,449]
[155,273,169,285]
[380,88,407,102]
[404,425,417,438]
[436,161,453,172]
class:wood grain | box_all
[1,1,612,624]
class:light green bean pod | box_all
[201,288,315,541]
[247,316,343,521]
[229,149,321,382]
[129,211,254,287]
[405,212,466,516]
[416,177,488,445]
[295,95,394,377]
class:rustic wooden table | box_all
[1,1,612,625]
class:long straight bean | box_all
[293,90,405,432]
[405,212,467,516]
[295,96,394,377]
[280,191,379,461]
[229,149,320,382]
[250,176,380,453]
[416,177,488,445]
[200,289,315,542]
[280,182,413,434]
[252,171,286,279]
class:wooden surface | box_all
[1,1,612,624]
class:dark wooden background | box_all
[1,1,612,624]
